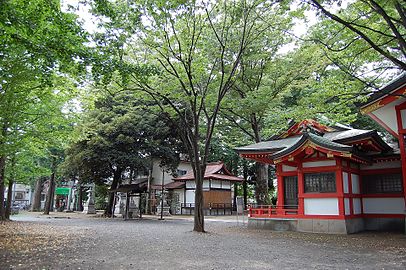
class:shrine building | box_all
[172,162,243,215]
[236,119,404,234]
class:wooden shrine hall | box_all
[236,119,404,234]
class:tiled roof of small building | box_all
[164,181,185,189]
[173,162,243,182]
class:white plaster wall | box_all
[351,174,360,194]
[362,198,405,214]
[371,99,401,136]
[361,160,401,170]
[186,181,195,189]
[222,181,231,189]
[151,160,192,185]
[211,180,221,188]
[401,109,406,129]
[302,160,336,168]
[344,198,350,215]
[151,160,171,185]
[343,172,349,194]
[282,165,297,172]
[304,198,339,215]
[353,198,362,214]
[185,190,195,204]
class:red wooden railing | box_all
[248,205,298,218]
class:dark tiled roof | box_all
[271,133,353,159]
[323,129,374,141]
[236,126,392,157]
[234,136,302,153]
[359,73,406,108]
[164,181,185,189]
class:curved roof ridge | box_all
[271,133,353,159]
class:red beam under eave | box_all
[240,154,274,164]
[344,138,386,152]
[373,85,406,108]
[274,144,369,165]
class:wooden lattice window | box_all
[363,173,403,194]
[304,172,336,193]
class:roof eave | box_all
[359,73,406,109]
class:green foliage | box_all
[94,183,109,210]
[304,0,405,75]
[63,89,182,184]
[0,0,88,174]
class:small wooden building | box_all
[172,162,243,214]
[236,119,404,234]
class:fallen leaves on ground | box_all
[0,220,92,269]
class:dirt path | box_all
[1,212,406,269]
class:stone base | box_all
[248,218,298,231]
[364,217,404,232]
[345,218,364,233]
[156,206,171,216]
[248,217,405,234]
[83,204,96,214]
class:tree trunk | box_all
[104,168,121,217]
[77,183,83,211]
[31,178,43,211]
[44,156,57,215]
[0,155,6,221]
[5,179,13,219]
[193,160,205,232]
[43,173,56,215]
[255,162,269,205]
[233,183,238,211]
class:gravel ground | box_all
[1,212,406,270]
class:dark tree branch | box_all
[308,0,406,70]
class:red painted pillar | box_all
[276,164,284,215]
[395,105,406,210]
[336,158,345,217]
[297,163,304,216]
[276,164,284,207]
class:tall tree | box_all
[90,0,292,231]
[218,8,297,204]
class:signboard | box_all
[236,196,244,214]
[55,187,70,196]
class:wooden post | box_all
[125,192,129,220]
